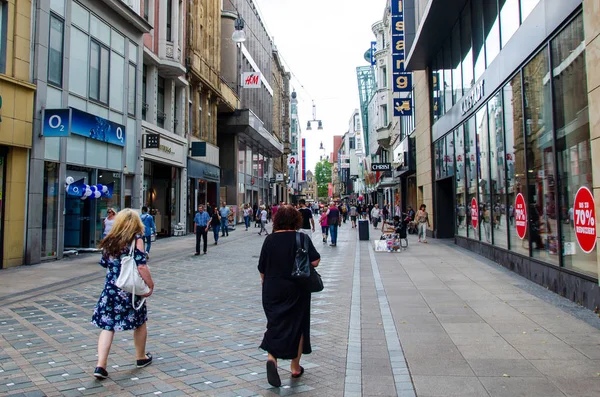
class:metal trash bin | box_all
[358,219,370,241]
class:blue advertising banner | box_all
[393,98,413,116]
[391,15,404,37]
[70,108,125,146]
[393,73,412,93]
[392,53,405,74]
[391,0,403,16]
[42,109,71,137]
[370,41,377,66]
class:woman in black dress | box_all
[258,205,321,387]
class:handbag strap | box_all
[128,238,147,311]
[296,232,302,252]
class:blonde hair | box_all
[99,208,144,257]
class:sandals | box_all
[291,366,304,378]
[266,360,281,387]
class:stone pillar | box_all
[584,0,600,275]
[147,65,158,124]
[414,69,434,233]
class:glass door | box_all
[64,167,93,249]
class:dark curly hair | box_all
[273,204,302,231]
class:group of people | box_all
[91,203,322,389]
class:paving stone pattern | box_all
[2,220,600,396]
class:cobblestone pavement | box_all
[1,220,600,396]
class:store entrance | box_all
[64,167,93,248]
[435,177,455,238]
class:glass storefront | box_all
[433,11,596,278]
[42,162,59,258]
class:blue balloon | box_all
[96,184,103,193]
[89,185,97,192]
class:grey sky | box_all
[254,0,387,174]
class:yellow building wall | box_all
[584,0,600,277]
[414,70,434,232]
[0,0,35,268]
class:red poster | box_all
[515,193,527,240]
[574,186,597,253]
[328,183,333,198]
[471,197,478,229]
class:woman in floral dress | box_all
[91,209,155,379]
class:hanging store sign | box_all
[394,98,412,116]
[574,186,597,254]
[42,108,126,146]
[145,134,160,149]
[471,197,478,229]
[514,193,527,240]
[276,173,284,182]
[391,0,412,116]
[370,41,377,66]
[461,80,485,115]
[241,72,262,88]
[371,163,391,171]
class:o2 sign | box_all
[515,193,527,239]
[471,197,478,229]
[574,187,597,253]
[42,109,71,137]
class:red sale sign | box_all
[471,197,478,229]
[574,187,597,253]
[515,193,527,239]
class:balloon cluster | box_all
[65,176,114,200]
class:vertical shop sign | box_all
[471,197,478,229]
[514,193,527,239]
[573,186,597,253]
[391,0,412,115]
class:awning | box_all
[218,109,283,157]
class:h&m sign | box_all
[242,72,261,88]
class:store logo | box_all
[461,81,485,115]
[159,144,173,154]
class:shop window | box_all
[552,14,596,277]
[520,0,540,23]
[472,0,486,81]
[487,92,507,248]
[523,48,558,264]
[42,162,59,258]
[504,73,529,257]
[48,14,64,87]
[89,40,109,104]
[461,1,474,91]
[476,106,491,243]
[451,21,463,104]
[128,63,136,116]
[432,50,444,122]
[95,171,121,244]
[464,116,478,239]
[69,27,89,97]
[435,139,443,180]
[246,147,252,175]
[484,0,500,67]
[238,143,245,173]
[499,0,520,48]
[455,126,467,237]
[446,133,454,178]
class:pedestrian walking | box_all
[298,199,315,234]
[371,204,381,228]
[194,205,210,255]
[140,207,156,259]
[258,205,269,235]
[243,204,253,231]
[103,208,117,238]
[91,209,154,380]
[416,204,430,243]
[482,204,491,242]
[258,205,321,387]
[326,201,341,246]
[349,203,358,228]
[319,211,329,243]
[219,202,230,237]
[211,207,222,244]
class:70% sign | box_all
[574,187,597,253]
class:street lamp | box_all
[232,16,246,43]
[306,101,323,130]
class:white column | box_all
[172,0,179,58]
[147,65,158,124]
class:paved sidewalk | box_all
[0,220,599,396]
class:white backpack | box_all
[115,240,150,310]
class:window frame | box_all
[48,12,65,88]
[89,38,110,105]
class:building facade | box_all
[0,0,36,268]
[26,0,150,263]
[219,0,283,221]
[186,0,238,231]
[140,0,188,237]
[271,46,291,204]
[406,0,600,309]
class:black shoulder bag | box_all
[291,232,324,293]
